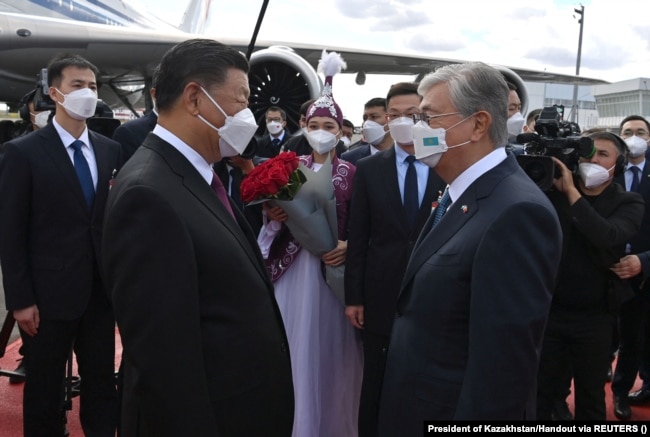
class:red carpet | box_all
[0,328,122,437]
[2,333,650,435]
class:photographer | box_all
[537,131,644,420]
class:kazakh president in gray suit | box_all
[378,62,562,432]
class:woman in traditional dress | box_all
[258,50,363,437]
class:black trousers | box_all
[612,293,650,395]
[23,285,118,437]
[537,308,614,420]
[358,331,389,437]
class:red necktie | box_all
[211,171,235,219]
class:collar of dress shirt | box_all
[53,117,91,150]
[448,147,507,203]
[152,124,214,185]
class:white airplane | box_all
[0,0,607,134]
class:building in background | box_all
[524,78,650,132]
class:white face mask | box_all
[388,117,415,145]
[31,110,50,128]
[197,86,258,158]
[578,162,615,189]
[625,135,648,159]
[412,116,473,168]
[362,120,387,146]
[266,120,283,135]
[507,112,526,138]
[306,129,338,154]
[341,136,351,148]
[55,88,97,120]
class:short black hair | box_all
[386,82,419,107]
[155,38,249,111]
[342,118,354,129]
[47,53,99,87]
[364,97,386,110]
[266,106,286,120]
[299,99,316,117]
[586,131,629,157]
[619,115,650,134]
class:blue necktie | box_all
[630,166,641,192]
[432,189,451,226]
[404,155,419,227]
[70,140,95,210]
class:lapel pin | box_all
[461,205,468,214]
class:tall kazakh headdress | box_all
[306,50,347,127]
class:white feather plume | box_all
[317,50,347,78]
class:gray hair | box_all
[417,62,509,147]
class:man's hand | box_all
[611,255,643,279]
[550,157,581,205]
[345,305,365,330]
[13,305,40,336]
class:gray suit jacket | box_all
[379,154,562,429]
[102,133,294,436]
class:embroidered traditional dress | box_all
[261,155,363,437]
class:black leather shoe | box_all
[628,388,650,405]
[614,395,632,420]
[550,400,573,421]
[8,361,26,384]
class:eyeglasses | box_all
[622,129,649,138]
[386,111,420,121]
[411,112,462,126]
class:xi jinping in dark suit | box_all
[102,39,294,436]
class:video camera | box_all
[33,68,55,112]
[515,105,595,191]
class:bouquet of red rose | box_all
[241,151,306,204]
[245,152,338,258]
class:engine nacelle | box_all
[249,46,322,137]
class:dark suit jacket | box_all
[616,155,650,294]
[256,131,289,159]
[111,111,158,160]
[102,133,294,436]
[549,177,644,311]
[283,133,312,157]
[0,123,123,320]
[379,155,563,428]
[345,146,445,336]
[341,144,371,166]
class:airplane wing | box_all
[0,10,608,134]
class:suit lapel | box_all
[399,155,517,295]
[89,132,115,217]
[144,135,272,286]
[402,191,478,289]
[37,125,89,211]
[381,148,411,234]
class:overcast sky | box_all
[136,0,650,124]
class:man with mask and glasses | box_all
[342,97,393,165]
[345,82,444,436]
[377,63,562,429]
[102,39,294,436]
[537,131,643,421]
[0,53,122,436]
[610,115,650,419]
